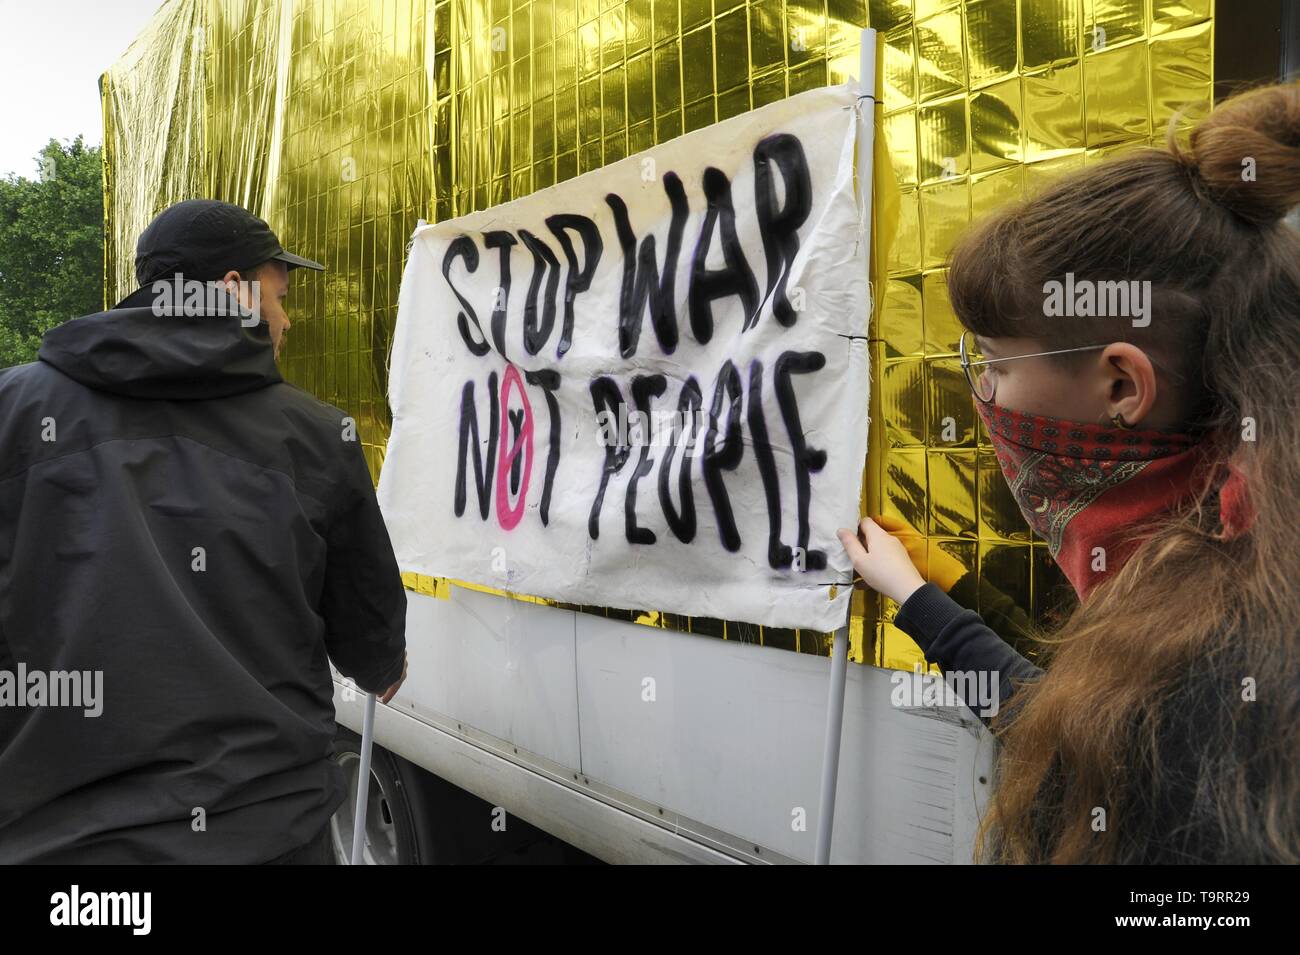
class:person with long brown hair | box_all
[838,81,1300,864]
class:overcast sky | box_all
[0,0,167,178]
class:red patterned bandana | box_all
[975,401,1210,600]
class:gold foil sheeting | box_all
[102,0,1213,666]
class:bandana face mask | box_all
[974,401,1211,600]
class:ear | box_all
[1101,342,1157,426]
[219,268,243,292]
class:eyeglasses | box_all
[958,331,1108,404]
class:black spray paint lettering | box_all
[524,368,561,526]
[455,367,562,528]
[701,360,746,550]
[658,375,703,543]
[446,217,602,360]
[581,354,824,560]
[444,131,829,570]
[625,374,669,545]
[752,133,813,329]
[606,171,688,357]
[441,132,813,360]
[444,235,491,357]
[688,168,759,346]
[455,373,499,519]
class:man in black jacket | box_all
[0,199,408,863]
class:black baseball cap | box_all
[134,198,324,286]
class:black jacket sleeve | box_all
[319,439,408,694]
[894,582,1044,728]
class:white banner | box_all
[378,83,871,631]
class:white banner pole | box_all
[350,691,377,864]
[813,25,877,866]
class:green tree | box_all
[0,137,104,368]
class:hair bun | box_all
[1182,82,1300,226]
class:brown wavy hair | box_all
[946,82,1300,863]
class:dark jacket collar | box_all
[39,285,282,400]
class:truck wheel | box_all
[330,726,431,864]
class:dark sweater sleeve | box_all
[894,582,1045,728]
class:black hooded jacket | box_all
[0,288,407,863]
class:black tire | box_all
[330,725,441,864]
[330,724,594,864]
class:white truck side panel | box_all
[336,586,995,864]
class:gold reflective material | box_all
[102,0,1213,668]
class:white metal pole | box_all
[350,691,377,865]
[814,620,851,864]
[814,26,877,866]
